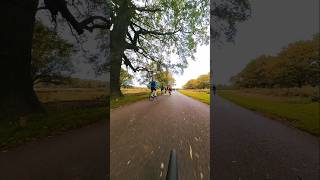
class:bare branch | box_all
[44,0,111,35]
[133,23,181,36]
[125,42,140,51]
[122,53,152,73]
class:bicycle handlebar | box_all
[166,149,178,180]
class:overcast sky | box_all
[174,45,210,88]
[212,0,319,85]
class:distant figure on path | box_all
[160,85,164,95]
[212,85,216,96]
[168,84,172,95]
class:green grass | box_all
[179,89,210,105]
[36,88,107,103]
[0,88,150,150]
[111,88,154,109]
[218,90,320,135]
[0,105,107,149]
[1,88,109,149]
[110,92,149,109]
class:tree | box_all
[120,68,134,88]
[183,73,210,89]
[155,70,176,87]
[232,55,274,88]
[0,0,110,117]
[109,0,251,97]
[196,73,210,89]
[32,21,74,86]
[276,35,319,87]
[230,34,320,88]
[183,79,198,89]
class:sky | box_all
[174,45,210,88]
[212,0,319,85]
[130,45,210,88]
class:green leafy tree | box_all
[183,73,210,89]
[231,34,320,88]
[32,21,74,86]
[120,68,134,88]
[109,0,251,96]
[183,79,198,89]
[155,70,176,87]
[196,73,210,89]
[1,0,110,116]
[232,55,274,88]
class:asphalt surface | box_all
[0,92,318,180]
[110,91,210,180]
[212,96,319,180]
[0,121,107,180]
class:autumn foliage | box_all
[231,34,319,88]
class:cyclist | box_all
[160,84,164,95]
[168,84,172,95]
[150,79,157,97]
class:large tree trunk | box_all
[0,1,43,118]
[110,0,133,97]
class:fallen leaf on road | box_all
[189,145,193,160]
[161,163,164,169]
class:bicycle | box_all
[166,149,178,180]
[149,90,157,101]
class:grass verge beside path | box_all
[0,105,107,150]
[0,88,149,150]
[218,90,319,136]
[179,89,210,105]
[111,92,149,109]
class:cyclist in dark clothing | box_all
[150,80,157,97]
[160,85,164,95]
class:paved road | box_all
[0,93,317,180]
[110,91,210,180]
[212,96,319,180]
[0,121,107,180]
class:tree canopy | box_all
[183,73,210,89]
[32,21,74,86]
[231,34,320,88]
[109,0,251,96]
[111,0,210,73]
[120,68,134,88]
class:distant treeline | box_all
[35,78,106,88]
[231,34,319,88]
[183,73,210,89]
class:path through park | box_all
[0,92,318,180]
[110,91,210,180]
[0,121,107,180]
[111,92,319,180]
[212,96,319,180]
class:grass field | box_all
[178,89,210,105]
[36,88,107,103]
[110,88,151,109]
[218,90,319,136]
[0,88,108,150]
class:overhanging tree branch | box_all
[134,6,163,12]
[44,0,111,34]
